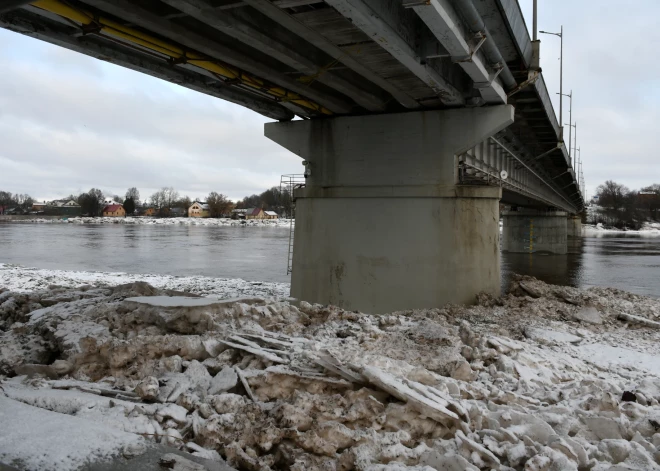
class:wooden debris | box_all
[360,366,465,425]
[618,313,660,329]
[312,354,367,384]
[234,366,256,402]
[519,282,542,298]
[219,338,289,364]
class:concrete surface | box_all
[502,210,568,254]
[266,107,514,313]
[567,215,582,238]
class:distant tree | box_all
[125,187,141,206]
[149,190,164,213]
[0,191,13,210]
[162,187,179,213]
[207,192,232,218]
[79,188,104,216]
[178,195,192,214]
[123,197,136,215]
[596,181,629,210]
[112,195,123,203]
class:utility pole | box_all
[540,27,564,141]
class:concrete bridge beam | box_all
[266,105,514,313]
[501,209,568,255]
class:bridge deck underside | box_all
[0,0,583,211]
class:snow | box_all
[0,395,145,471]
[0,263,290,298]
[3,274,660,470]
[575,343,660,376]
[7,216,294,227]
[584,222,660,235]
[124,296,250,307]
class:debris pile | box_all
[2,275,660,470]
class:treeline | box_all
[0,191,34,213]
[2,183,293,218]
[591,180,660,229]
[235,186,293,217]
[76,186,234,217]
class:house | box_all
[102,204,126,217]
[143,207,157,217]
[50,199,79,207]
[245,208,266,220]
[32,202,47,212]
[188,201,210,218]
[231,208,247,219]
[264,211,278,219]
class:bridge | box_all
[1,0,585,312]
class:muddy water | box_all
[1,223,659,296]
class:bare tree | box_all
[150,190,164,212]
[162,187,179,212]
[112,195,123,203]
[125,187,141,206]
[207,192,232,218]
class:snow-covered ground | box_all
[584,222,660,235]
[4,216,294,227]
[2,272,660,470]
[0,263,290,298]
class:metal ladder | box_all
[280,174,305,275]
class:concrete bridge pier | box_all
[502,210,568,254]
[567,215,583,238]
[265,105,514,314]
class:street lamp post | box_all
[559,90,572,162]
[540,26,564,141]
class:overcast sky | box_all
[1,1,658,202]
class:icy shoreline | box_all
[2,273,660,470]
[0,263,290,298]
[0,216,294,227]
[584,222,660,235]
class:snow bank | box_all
[584,222,660,235]
[2,276,660,470]
[0,263,289,298]
[5,216,294,227]
[0,395,145,471]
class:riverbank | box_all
[2,274,660,470]
[0,216,293,227]
[0,263,290,298]
[584,222,660,235]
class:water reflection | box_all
[501,251,584,293]
[1,224,659,297]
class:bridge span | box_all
[1,0,585,312]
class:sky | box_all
[0,0,659,202]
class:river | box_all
[1,223,659,297]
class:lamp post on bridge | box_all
[559,90,573,165]
[540,26,564,142]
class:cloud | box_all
[521,0,660,196]
[1,1,659,203]
[0,29,302,201]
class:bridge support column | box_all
[567,215,582,238]
[265,106,514,313]
[502,210,568,254]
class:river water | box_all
[1,223,659,297]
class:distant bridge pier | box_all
[501,209,568,254]
[567,215,583,238]
[266,105,514,313]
